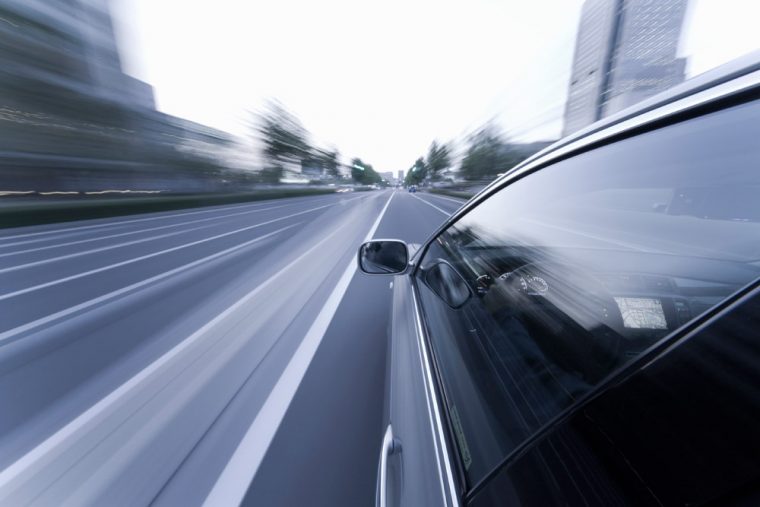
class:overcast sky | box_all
[112,0,759,172]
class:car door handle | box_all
[377,424,402,507]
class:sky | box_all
[112,0,759,173]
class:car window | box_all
[468,285,760,507]
[415,99,760,487]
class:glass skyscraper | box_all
[562,0,688,136]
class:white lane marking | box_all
[0,203,294,259]
[424,192,467,205]
[0,194,337,244]
[0,224,215,274]
[410,192,451,216]
[0,224,301,345]
[203,192,395,507]
[0,225,358,495]
[0,200,276,243]
[0,199,350,301]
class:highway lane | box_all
[239,190,463,507]
[0,189,466,506]
[0,192,365,465]
[0,193,356,329]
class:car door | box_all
[379,273,460,507]
[383,92,760,506]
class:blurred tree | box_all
[256,101,311,173]
[460,124,522,181]
[350,157,382,184]
[350,157,365,183]
[426,141,451,180]
[405,157,427,185]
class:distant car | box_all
[408,185,417,193]
[360,53,760,507]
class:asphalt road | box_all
[0,189,465,507]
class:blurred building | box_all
[0,0,155,113]
[0,0,237,192]
[397,170,404,182]
[562,0,688,136]
[300,159,323,177]
[562,0,619,136]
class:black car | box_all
[360,53,760,507]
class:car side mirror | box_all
[358,240,409,274]
[423,261,472,308]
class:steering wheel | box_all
[492,262,626,383]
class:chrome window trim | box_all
[413,63,760,265]
[410,282,461,507]
[509,68,760,181]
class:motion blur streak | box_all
[0,190,462,506]
[4,0,756,504]
[0,197,323,245]
[0,222,301,345]
[0,223,214,273]
[0,202,295,258]
[203,192,395,506]
[0,196,358,301]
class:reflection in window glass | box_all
[416,101,760,486]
